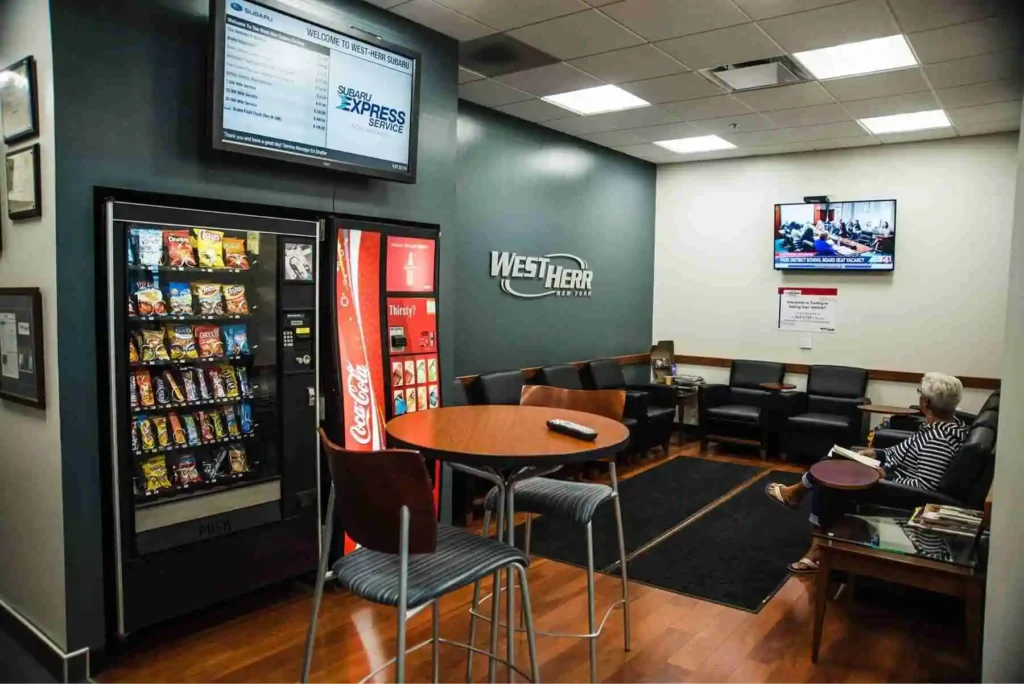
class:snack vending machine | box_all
[322,217,442,548]
[104,198,321,634]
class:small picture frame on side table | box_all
[5,143,41,220]
[0,287,46,409]
[0,56,39,145]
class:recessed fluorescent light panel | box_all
[794,35,917,80]
[542,85,650,116]
[654,135,736,154]
[859,109,951,134]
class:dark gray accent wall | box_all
[49,0,457,649]
[455,102,656,376]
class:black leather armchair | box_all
[535,364,584,390]
[582,358,675,454]
[782,365,869,462]
[698,360,785,458]
[473,370,525,405]
[873,390,999,449]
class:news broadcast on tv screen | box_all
[774,200,896,271]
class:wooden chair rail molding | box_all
[455,353,1000,391]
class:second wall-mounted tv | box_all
[210,0,421,182]
[774,200,896,271]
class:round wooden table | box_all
[760,382,797,392]
[809,459,880,490]
[858,404,920,416]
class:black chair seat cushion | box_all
[647,405,676,422]
[621,417,638,429]
[707,404,761,423]
[788,413,852,431]
[332,525,528,609]
[484,477,614,525]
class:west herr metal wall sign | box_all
[489,251,593,299]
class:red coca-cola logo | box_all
[346,362,372,445]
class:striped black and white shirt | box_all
[879,419,968,491]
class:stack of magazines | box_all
[908,504,983,538]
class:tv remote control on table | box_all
[546,418,598,441]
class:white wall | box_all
[983,107,1024,682]
[0,0,66,650]
[654,134,1018,415]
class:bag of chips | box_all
[207,367,226,399]
[180,368,199,401]
[139,329,170,361]
[167,282,193,316]
[221,365,239,397]
[211,410,227,439]
[195,229,225,269]
[131,417,141,453]
[229,445,250,474]
[183,414,201,446]
[163,370,185,403]
[223,284,249,315]
[142,454,173,494]
[129,336,139,363]
[224,237,249,270]
[222,324,249,357]
[153,374,170,405]
[164,230,196,268]
[194,325,224,358]
[138,415,157,450]
[224,405,240,437]
[196,367,212,400]
[169,412,187,445]
[203,448,229,481]
[166,325,198,360]
[136,282,168,317]
[128,296,136,317]
[193,283,224,315]
[152,415,170,447]
[240,402,254,434]
[136,370,155,407]
[175,454,203,486]
[197,411,215,442]
[129,372,139,408]
[135,228,164,267]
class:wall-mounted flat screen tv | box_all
[210,0,420,183]
[774,200,896,271]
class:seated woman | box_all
[764,372,968,574]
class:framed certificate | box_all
[0,287,46,409]
[0,56,39,144]
[5,144,41,220]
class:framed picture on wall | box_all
[0,56,39,145]
[5,143,41,220]
[0,287,46,409]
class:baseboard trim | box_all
[0,596,89,682]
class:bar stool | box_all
[465,387,632,683]
[303,429,540,683]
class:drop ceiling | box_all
[365,0,1024,164]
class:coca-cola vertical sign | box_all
[335,229,386,451]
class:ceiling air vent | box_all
[702,56,810,92]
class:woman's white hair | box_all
[921,372,963,415]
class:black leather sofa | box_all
[698,360,785,458]
[581,359,676,454]
[782,365,870,462]
[473,370,525,405]
[535,364,584,390]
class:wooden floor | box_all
[99,442,972,683]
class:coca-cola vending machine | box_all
[322,217,441,552]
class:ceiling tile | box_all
[730,0,851,21]
[907,15,1022,64]
[689,113,777,134]
[923,51,1024,90]
[788,121,870,140]
[611,143,681,162]
[542,115,621,135]
[629,121,702,142]
[660,95,753,121]
[579,129,649,146]
[600,0,749,42]
[746,141,820,155]
[841,90,941,118]
[620,72,724,103]
[888,0,1007,33]
[822,67,930,101]
[721,128,798,146]
[569,45,688,83]
[764,103,852,127]
[947,99,1023,126]
[390,0,495,40]
[585,106,681,130]
[432,0,589,31]
[758,0,899,53]
[812,136,880,149]
[875,127,957,144]
[493,98,578,122]
[458,67,485,84]
[935,79,1024,110]
[458,79,533,106]
[733,81,835,111]
[672,148,749,162]
[954,119,1021,136]
[655,23,784,71]
[507,10,645,60]
[494,63,604,97]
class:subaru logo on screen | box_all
[230,2,242,10]
[336,85,407,133]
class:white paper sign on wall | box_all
[778,287,838,334]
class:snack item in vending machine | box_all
[210,409,227,439]
[163,370,185,403]
[222,324,249,357]
[240,402,254,434]
[135,282,168,317]
[223,238,250,270]
[166,325,198,360]
[180,367,199,401]
[139,328,170,361]
[416,359,427,384]
[228,445,250,474]
[129,372,139,408]
[394,390,406,415]
[203,448,229,481]
[135,228,164,267]
[405,387,417,413]
[195,229,225,269]
[417,385,428,411]
[131,417,141,452]
[207,367,226,398]
[428,384,438,408]
[128,296,136,317]
[141,454,173,494]
[174,454,203,486]
[129,336,139,363]
[224,405,240,437]
[223,284,249,314]
[427,357,437,382]
[136,370,155,407]
[164,230,197,268]
[193,283,224,315]
[183,414,202,446]
[167,282,194,315]
[127,229,138,266]
[221,365,239,397]
[152,374,171,406]
[404,360,415,385]
[391,362,403,387]
[194,325,224,358]
[195,366,212,399]
[169,413,187,445]
[137,415,157,450]
[236,366,251,398]
[151,415,170,447]
[196,411,215,442]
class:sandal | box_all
[764,483,799,511]
[789,557,819,574]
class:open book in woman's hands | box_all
[830,445,881,469]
